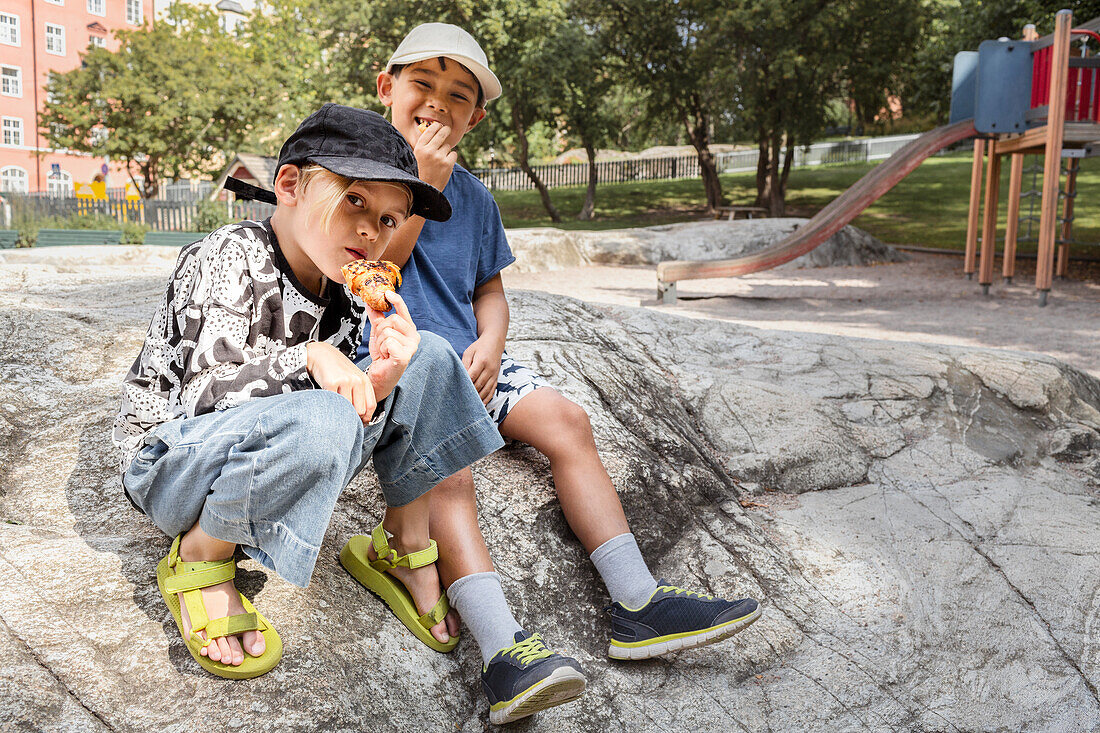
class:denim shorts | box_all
[122,332,503,587]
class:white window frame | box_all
[87,0,106,17]
[47,168,73,196]
[126,0,143,25]
[1,166,28,193]
[0,13,19,47]
[2,117,23,147]
[45,23,65,56]
[1,66,21,97]
[89,34,106,49]
[44,0,64,5]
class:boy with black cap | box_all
[347,21,761,725]
[114,103,504,679]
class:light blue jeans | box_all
[122,332,504,587]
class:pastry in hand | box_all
[341,259,402,311]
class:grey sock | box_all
[590,533,659,609]
[447,571,524,666]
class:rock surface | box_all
[1,246,1099,732]
[506,219,905,272]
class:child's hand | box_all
[462,336,504,404]
[365,292,420,402]
[305,342,377,424]
[414,122,459,192]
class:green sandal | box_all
[340,523,458,653]
[156,535,283,679]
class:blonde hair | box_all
[297,164,413,234]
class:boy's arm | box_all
[381,216,425,269]
[382,122,457,268]
[462,274,509,403]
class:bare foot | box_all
[368,540,452,644]
[176,544,265,665]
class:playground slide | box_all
[656,119,978,294]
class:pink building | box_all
[0,0,154,194]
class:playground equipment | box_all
[656,9,1097,306]
[956,11,1100,304]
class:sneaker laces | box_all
[658,584,715,601]
[505,633,554,665]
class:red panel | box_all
[1067,65,1081,120]
[1079,67,1094,121]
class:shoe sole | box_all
[607,605,762,660]
[488,666,587,725]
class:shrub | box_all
[194,199,236,232]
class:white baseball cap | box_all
[386,23,502,102]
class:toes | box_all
[431,621,450,644]
[445,609,461,638]
[245,629,266,657]
[216,636,234,663]
[227,635,245,666]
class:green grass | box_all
[496,151,1100,251]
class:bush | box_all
[121,221,149,244]
[194,199,236,232]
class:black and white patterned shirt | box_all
[113,219,366,471]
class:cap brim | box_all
[386,50,502,102]
[308,155,451,222]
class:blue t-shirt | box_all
[357,164,514,360]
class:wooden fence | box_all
[4,195,275,231]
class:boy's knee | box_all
[277,391,362,460]
[432,468,476,503]
[555,396,593,438]
[410,331,460,371]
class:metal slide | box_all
[656,119,978,303]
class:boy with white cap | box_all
[343,22,762,725]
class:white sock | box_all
[589,533,659,609]
[447,571,524,665]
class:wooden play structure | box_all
[959,11,1100,305]
[656,8,1097,306]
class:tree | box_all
[545,19,619,220]
[40,5,279,198]
[725,0,923,215]
[582,0,736,213]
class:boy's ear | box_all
[465,106,487,134]
[273,164,301,206]
[377,71,395,108]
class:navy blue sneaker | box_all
[606,581,761,660]
[481,631,586,725]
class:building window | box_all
[2,118,23,147]
[126,0,143,25]
[45,0,64,5]
[1,167,28,193]
[90,35,106,48]
[1,66,20,97]
[47,169,73,196]
[0,14,18,47]
[87,0,105,17]
[45,24,64,55]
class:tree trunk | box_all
[779,139,795,198]
[767,130,784,216]
[511,106,560,223]
[138,158,160,200]
[578,140,598,221]
[682,98,722,212]
[754,128,769,208]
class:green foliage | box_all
[40,3,282,198]
[194,199,237,232]
[120,221,150,245]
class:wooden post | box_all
[1002,153,1025,282]
[1057,159,1078,278]
[1004,24,1040,284]
[964,139,986,279]
[1035,10,1072,304]
[978,140,1001,293]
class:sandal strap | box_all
[368,522,439,570]
[417,593,450,629]
[163,560,236,594]
[204,612,263,641]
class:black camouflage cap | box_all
[226,103,450,222]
